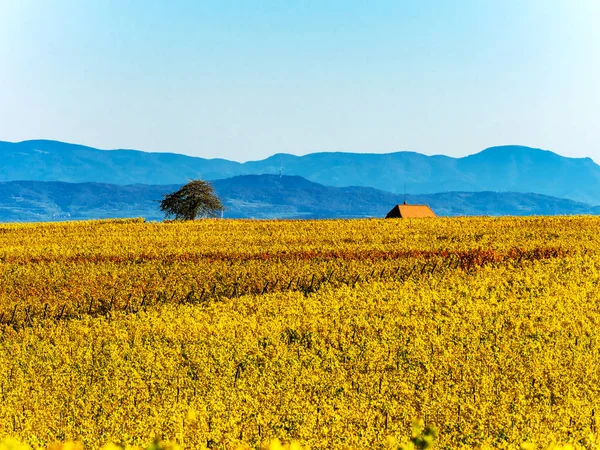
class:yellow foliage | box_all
[47,443,84,450]
[0,437,31,450]
[0,217,599,448]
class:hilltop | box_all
[0,175,596,222]
[1,140,600,204]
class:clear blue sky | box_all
[1,0,599,161]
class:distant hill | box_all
[1,140,600,204]
[0,181,173,222]
[0,175,596,222]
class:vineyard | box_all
[0,216,599,449]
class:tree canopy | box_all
[159,180,224,220]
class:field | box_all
[0,217,599,449]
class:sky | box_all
[1,0,599,162]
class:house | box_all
[385,202,436,218]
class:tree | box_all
[160,179,224,220]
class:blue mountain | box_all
[1,140,599,204]
[0,176,596,222]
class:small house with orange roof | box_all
[385,201,436,218]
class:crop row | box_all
[0,217,599,449]
[0,246,573,329]
[1,254,600,448]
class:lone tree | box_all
[160,179,224,220]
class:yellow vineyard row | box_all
[0,217,591,325]
[1,217,599,448]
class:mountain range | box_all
[1,139,599,205]
[0,176,597,222]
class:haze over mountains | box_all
[2,139,599,205]
[0,139,599,221]
[0,177,597,222]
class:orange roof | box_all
[386,204,436,218]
